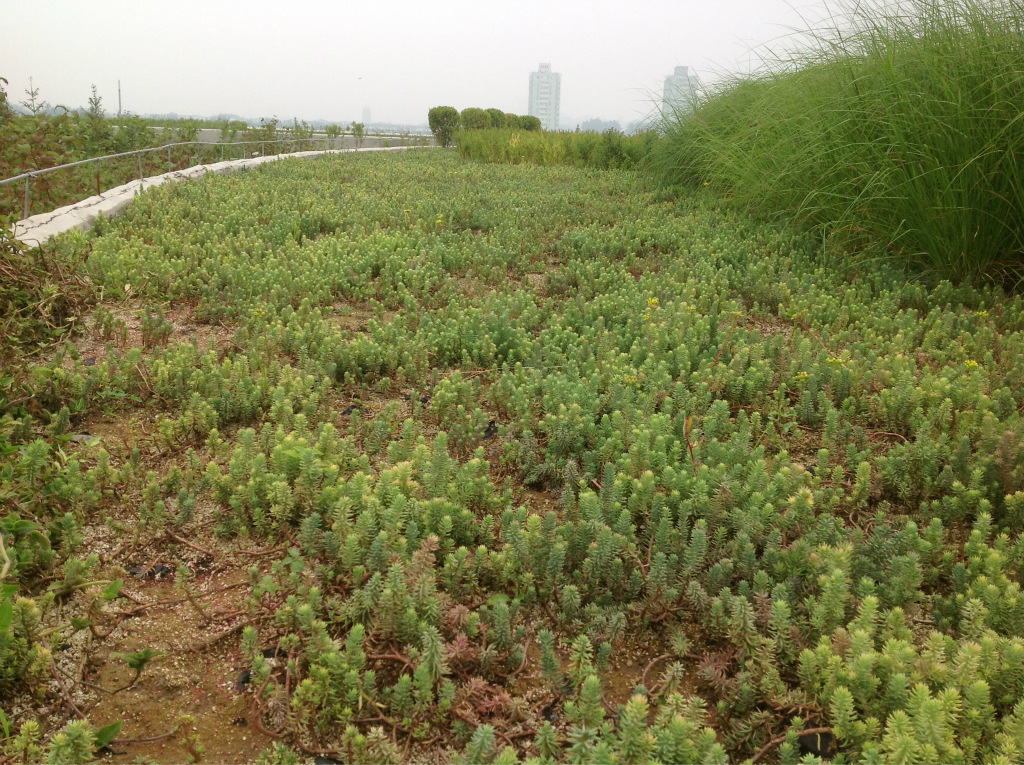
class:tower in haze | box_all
[528,63,561,131]
[663,66,700,113]
[362,106,371,126]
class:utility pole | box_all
[117,79,122,122]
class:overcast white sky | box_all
[3,0,849,127]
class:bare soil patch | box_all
[89,567,273,764]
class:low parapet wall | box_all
[13,145,432,249]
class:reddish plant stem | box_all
[367,652,415,672]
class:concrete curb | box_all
[13,146,431,248]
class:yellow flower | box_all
[965,359,979,369]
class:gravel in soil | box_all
[88,569,274,763]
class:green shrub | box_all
[460,108,490,131]
[428,106,460,148]
[517,115,542,131]
[484,108,506,129]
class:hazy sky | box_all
[3,0,847,127]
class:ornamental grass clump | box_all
[651,0,1024,285]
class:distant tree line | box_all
[578,117,622,133]
[428,106,541,147]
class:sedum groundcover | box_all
[5,150,1024,763]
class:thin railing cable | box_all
[2,136,425,219]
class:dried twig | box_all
[166,530,216,557]
[50,665,89,720]
[237,545,287,557]
[640,653,673,689]
[54,662,140,695]
[190,619,252,652]
[750,727,834,764]
[114,727,180,744]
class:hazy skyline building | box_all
[528,63,561,131]
[663,65,700,113]
[362,106,371,125]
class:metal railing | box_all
[1,137,412,220]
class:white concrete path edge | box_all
[13,146,431,248]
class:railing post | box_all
[23,175,30,220]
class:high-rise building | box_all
[528,63,561,131]
[362,106,371,126]
[663,66,700,113]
